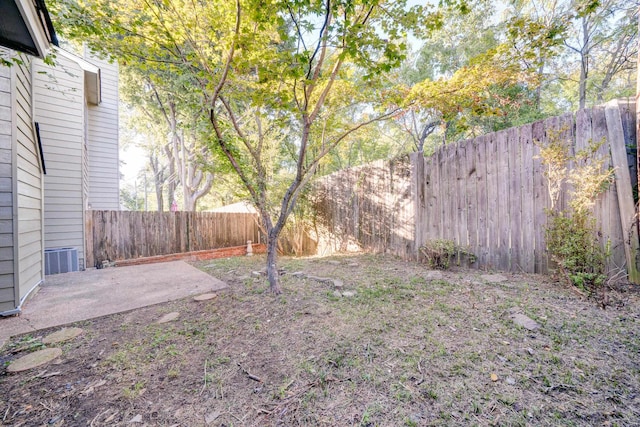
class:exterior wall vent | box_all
[45,248,79,275]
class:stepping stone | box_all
[341,291,357,297]
[291,271,306,277]
[157,312,180,324]
[327,260,341,265]
[333,279,344,289]
[7,348,63,372]
[508,307,540,331]
[42,327,83,344]
[193,293,217,301]
[510,313,540,331]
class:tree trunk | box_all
[265,228,281,294]
[149,155,165,211]
[154,180,164,211]
[184,194,196,212]
[579,17,589,110]
[164,144,177,208]
[534,61,544,113]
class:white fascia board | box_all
[15,0,51,58]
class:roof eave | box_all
[3,0,59,58]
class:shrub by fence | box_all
[313,99,638,276]
[86,210,261,268]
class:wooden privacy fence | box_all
[313,99,639,276]
[86,211,261,268]
[313,156,415,256]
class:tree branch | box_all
[219,95,259,163]
[212,0,241,102]
[278,107,401,227]
[306,0,331,81]
[209,109,259,203]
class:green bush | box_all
[537,127,612,299]
[545,211,608,295]
[419,239,476,270]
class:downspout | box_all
[0,282,39,316]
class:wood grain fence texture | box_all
[313,155,415,258]
[314,100,638,275]
[87,211,261,268]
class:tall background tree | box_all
[507,0,638,113]
[119,55,216,211]
[395,0,637,149]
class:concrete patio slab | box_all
[0,261,226,349]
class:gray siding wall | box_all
[35,55,86,269]
[14,57,43,301]
[87,55,119,210]
[0,55,15,312]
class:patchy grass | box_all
[0,253,639,426]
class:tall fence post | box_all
[606,100,640,284]
[411,152,425,258]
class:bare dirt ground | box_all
[0,253,639,426]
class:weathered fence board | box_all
[87,211,260,268]
[456,143,467,249]
[475,135,488,266]
[313,100,639,277]
[313,157,414,257]
[606,101,640,281]
[520,124,535,273]
[532,120,547,273]
[465,140,477,265]
[508,126,521,271]
[497,130,509,269]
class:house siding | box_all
[0,55,15,313]
[34,55,86,269]
[87,55,119,210]
[14,56,43,302]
